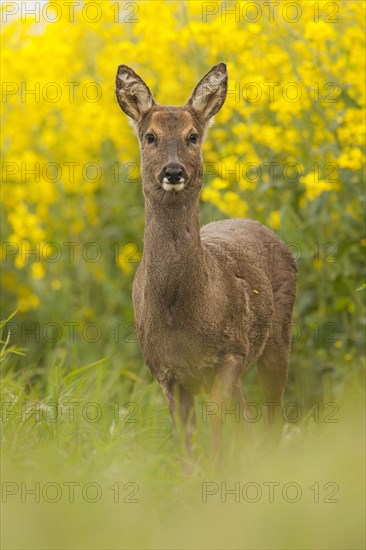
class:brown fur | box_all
[116,63,297,453]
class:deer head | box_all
[116,63,228,204]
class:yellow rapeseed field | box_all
[1,0,365,369]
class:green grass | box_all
[1,325,365,550]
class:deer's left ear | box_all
[186,63,228,122]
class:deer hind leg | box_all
[257,265,296,424]
[257,319,292,437]
[164,383,196,453]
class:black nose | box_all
[163,163,184,184]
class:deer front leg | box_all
[163,383,196,453]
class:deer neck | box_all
[141,197,207,305]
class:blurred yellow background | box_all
[2,0,364,384]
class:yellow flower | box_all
[220,192,248,217]
[338,148,364,171]
[51,279,62,290]
[211,177,229,190]
[31,263,45,280]
[201,188,221,204]
[17,293,40,312]
[117,244,140,276]
[268,211,281,229]
[300,174,334,202]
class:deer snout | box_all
[164,163,184,183]
[160,163,187,191]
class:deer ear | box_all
[186,63,228,122]
[116,65,155,122]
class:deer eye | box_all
[188,133,199,144]
[146,133,156,144]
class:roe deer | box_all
[115,62,297,455]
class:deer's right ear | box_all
[116,65,155,122]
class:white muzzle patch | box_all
[162,177,185,192]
